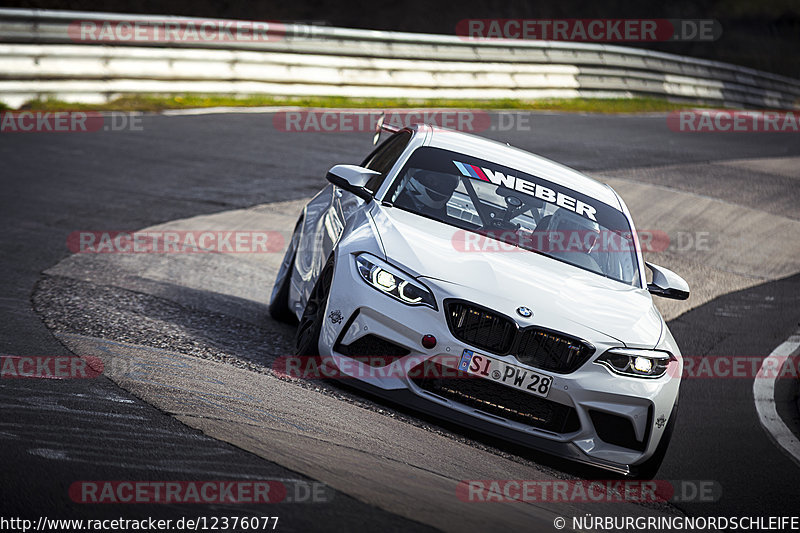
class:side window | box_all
[361,131,412,193]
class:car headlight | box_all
[354,253,437,310]
[595,348,674,378]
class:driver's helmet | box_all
[405,170,459,211]
[549,210,601,253]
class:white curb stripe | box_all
[753,330,800,466]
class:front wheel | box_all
[295,258,335,356]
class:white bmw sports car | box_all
[270,123,690,478]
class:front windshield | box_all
[385,146,641,286]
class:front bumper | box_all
[318,253,681,474]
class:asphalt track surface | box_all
[1,111,799,531]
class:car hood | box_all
[370,205,662,348]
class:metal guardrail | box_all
[0,8,798,109]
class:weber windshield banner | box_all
[394,147,632,232]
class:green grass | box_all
[16,94,709,113]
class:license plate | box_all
[458,349,553,398]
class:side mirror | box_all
[646,262,690,300]
[326,165,380,202]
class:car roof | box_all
[415,124,622,209]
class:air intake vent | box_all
[411,361,580,434]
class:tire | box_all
[295,257,335,356]
[269,220,302,324]
[630,399,678,480]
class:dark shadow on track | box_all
[34,264,800,515]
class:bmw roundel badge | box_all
[516,306,533,318]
